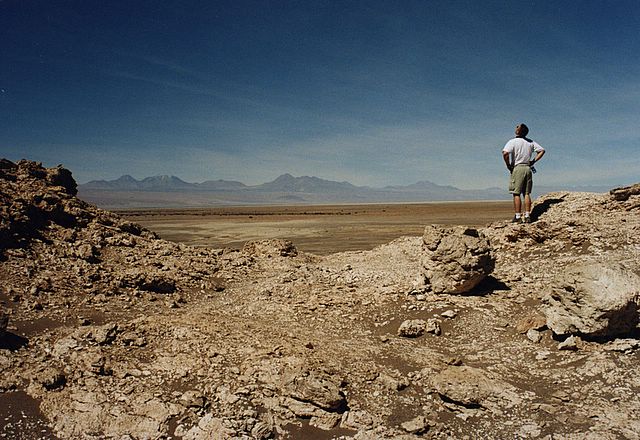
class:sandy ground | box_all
[119,201,513,255]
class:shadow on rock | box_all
[531,197,565,221]
[461,276,510,297]
[0,332,29,351]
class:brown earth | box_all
[118,202,513,255]
[1,159,640,440]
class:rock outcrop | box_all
[609,182,640,201]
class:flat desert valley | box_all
[118,201,514,255]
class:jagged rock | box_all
[0,158,17,173]
[516,313,547,334]
[543,262,640,337]
[45,165,77,195]
[119,273,177,293]
[377,373,409,391]
[398,319,426,337]
[604,339,640,352]
[75,243,99,262]
[250,421,274,439]
[421,225,495,294]
[79,350,110,376]
[117,220,144,236]
[610,183,640,201]
[88,323,119,345]
[180,390,206,408]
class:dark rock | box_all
[138,275,176,294]
[0,307,8,338]
[46,165,77,196]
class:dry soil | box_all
[118,202,513,255]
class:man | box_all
[502,123,545,223]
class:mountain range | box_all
[78,173,609,208]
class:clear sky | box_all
[1,0,639,188]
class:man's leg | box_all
[523,194,533,222]
[524,194,532,213]
[512,194,522,221]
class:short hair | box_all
[516,123,529,136]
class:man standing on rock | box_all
[502,123,545,223]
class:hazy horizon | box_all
[77,169,614,192]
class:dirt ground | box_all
[118,202,513,255]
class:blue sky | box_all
[1,0,639,189]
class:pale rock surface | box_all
[526,328,543,343]
[543,262,640,337]
[430,365,524,411]
[558,335,580,351]
[397,319,426,338]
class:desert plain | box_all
[118,202,513,255]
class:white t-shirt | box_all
[502,137,545,166]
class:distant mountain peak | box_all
[256,174,358,193]
[116,174,137,182]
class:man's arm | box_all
[502,151,513,172]
[530,149,545,165]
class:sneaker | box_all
[523,216,532,223]
[511,216,521,223]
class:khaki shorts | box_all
[509,165,533,195]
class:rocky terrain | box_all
[1,159,639,439]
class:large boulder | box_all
[543,262,640,338]
[421,225,495,294]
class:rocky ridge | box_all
[1,159,640,439]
